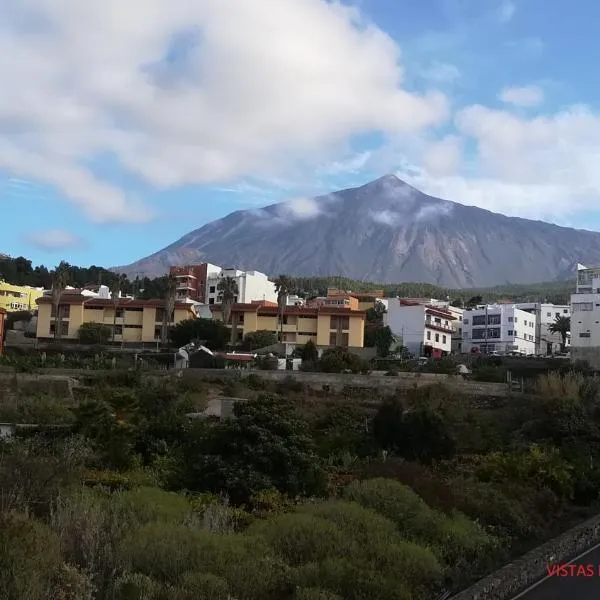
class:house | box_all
[570,264,600,366]
[326,288,385,311]
[170,263,221,302]
[205,268,278,305]
[210,301,366,347]
[461,304,537,355]
[0,307,5,354]
[35,295,198,344]
[515,302,571,355]
[0,281,44,312]
[384,299,456,357]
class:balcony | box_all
[176,282,195,291]
[425,320,453,334]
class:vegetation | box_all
[273,275,295,342]
[217,276,238,326]
[78,322,112,345]
[2,364,600,598]
[168,318,230,350]
[548,315,571,352]
[241,329,278,350]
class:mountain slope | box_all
[115,175,600,287]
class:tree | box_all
[217,276,239,326]
[298,340,319,364]
[318,347,369,374]
[78,322,112,345]
[465,295,482,308]
[161,274,177,345]
[548,315,571,352]
[51,261,70,341]
[169,317,230,350]
[374,325,394,357]
[174,395,327,504]
[372,400,456,463]
[241,330,277,351]
[110,275,125,342]
[273,275,295,342]
[450,298,464,308]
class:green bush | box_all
[78,322,112,345]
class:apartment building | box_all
[0,307,5,354]
[384,299,456,357]
[570,264,600,366]
[210,301,365,347]
[170,263,221,302]
[0,281,44,312]
[461,304,537,355]
[205,268,277,305]
[36,295,197,344]
[515,302,571,355]
[326,288,385,311]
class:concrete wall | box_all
[452,512,600,600]
[571,346,600,369]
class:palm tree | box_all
[51,261,70,341]
[161,274,178,345]
[548,315,571,353]
[217,276,239,326]
[273,275,295,342]
[110,275,125,342]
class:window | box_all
[209,298,215,305]
[472,315,486,325]
[340,316,349,329]
[555,312,560,318]
[580,332,591,338]
[444,320,449,327]
[564,309,569,313]
[341,332,349,347]
[442,335,447,344]
[330,316,338,329]
[434,317,441,325]
[508,330,514,336]
[514,317,518,323]
[487,327,501,339]
[472,328,486,339]
[435,333,439,342]
[488,314,501,325]
[116,309,124,318]
[463,318,469,324]
[508,316,513,322]
[329,332,337,345]
[426,331,431,340]
[51,304,71,318]
[49,321,69,336]
[155,308,164,322]
[154,325,162,340]
[238,313,244,324]
[113,325,123,336]
[547,312,552,317]
[209,286,215,293]
[573,302,593,311]
[124,324,142,329]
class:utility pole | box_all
[484,303,488,354]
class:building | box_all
[384,299,456,357]
[570,264,600,366]
[461,304,537,355]
[326,288,384,311]
[515,302,571,355]
[170,263,221,302]
[0,281,44,312]
[35,295,197,344]
[210,301,365,347]
[205,268,277,305]
[0,307,5,354]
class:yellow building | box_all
[35,294,197,344]
[326,288,384,311]
[210,301,366,347]
[0,281,44,312]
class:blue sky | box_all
[2,0,600,270]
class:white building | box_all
[461,304,537,355]
[515,302,570,355]
[385,299,456,357]
[205,268,278,305]
[570,264,600,363]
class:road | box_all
[513,544,600,599]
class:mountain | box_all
[115,175,600,288]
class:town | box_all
[0,260,591,372]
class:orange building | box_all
[169,263,221,302]
[210,301,365,347]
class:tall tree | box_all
[217,276,239,326]
[161,274,177,345]
[50,262,69,341]
[548,315,571,352]
[110,275,125,342]
[273,275,294,342]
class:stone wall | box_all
[182,368,509,397]
[452,513,600,599]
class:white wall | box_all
[570,293,600,348]
[515,302,570,354]
[205,269,277,304]
[462,305,537,355]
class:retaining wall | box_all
[452,512,600,599]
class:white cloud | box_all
[418,61,460,84]
[497,0,516,23]
[24,229,83,252]
[278,197,322,220]
[422,136,462,176]
[500,85,544,107]
[0,0,448,222]
[370,210,398,225]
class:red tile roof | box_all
[36,295,195,310]
[209,302,365,318]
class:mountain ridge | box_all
[115,175,600,288]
